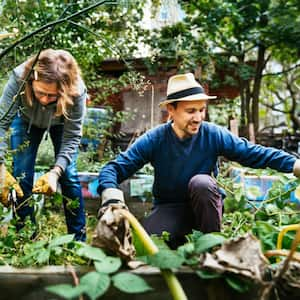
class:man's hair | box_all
[22,49,81,118]
[169,101,178,109]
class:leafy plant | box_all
[46,224,154,300]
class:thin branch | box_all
[67,264,84,300]
[263,63,300,77]
[274,90,285,102]
[67,20,132,69]
[262,53,271,69]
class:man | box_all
[96,73,300,249]
[0,49,87,241]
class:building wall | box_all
[120,72,175,136]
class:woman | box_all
[0,49,87,241]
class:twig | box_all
[254,185,297,215]
[267,211,300,217]
[264,249,300,262]
[14,195,33,210]
[232,219,247,236]
[216,176,259,211]
[67,264,83,300]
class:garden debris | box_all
[273,261,300,299]
[199,233,269,281]
[265,249,300,262]
[92,204,135,261]
[198,232,300,300]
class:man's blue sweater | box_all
[98,121,296,204]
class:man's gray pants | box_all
[142,174,223,249]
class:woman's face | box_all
[32,80,58,106]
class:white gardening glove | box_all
[293,159,300,178]
[32,166,63,195]
[92,188,135,260]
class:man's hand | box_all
[293,159,300,177]
[0,163,23,207]
[32,166,62,195]
[92,188,135,260]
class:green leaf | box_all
[142,249,184,269]
[94,256,122,274]
[36,248,50,264]
[194,233,226,254]
[225,276,249,293]
[52,246,63,255]
[112,272,153,294]
[46,284,85,299]
[246,186,261,198]
[48,234,75,248]
[186,230,204,243]
[196,270,222,279]
[150,234,170,250]
[76,244,106,261]
[80,271,110,300]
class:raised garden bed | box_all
[0,265,260,300]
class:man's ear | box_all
[166,103,174,116]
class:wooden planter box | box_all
[0,265,262,300]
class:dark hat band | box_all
[167,87,204,100]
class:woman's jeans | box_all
[142,174,223,249]
[10,115,86,241]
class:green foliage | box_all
[192,233,226,254]
[0,218,85,267]
[76,243,106,261]
[46,245,153,299]
[94,256,122,274]
[208,99,241,127]
[139,249,185,269]
[146,0,300,130]
[261,64,300,131]
[112,272,153,294]
[80,272,110,300]
[1,163,300,298]
[225,275,251,293]
[0,0,147,73]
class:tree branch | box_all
[263,63,300,77]
[260,101,288,113]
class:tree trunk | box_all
[252,44,266,133]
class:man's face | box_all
[167,100,207,139]
[32,80,58,106]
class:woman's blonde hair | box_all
[22,48,81,117]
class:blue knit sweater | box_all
[98,121,296,204]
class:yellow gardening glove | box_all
[0,163,23,207]
[32,166,62,195]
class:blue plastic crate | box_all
[230,167,300,204]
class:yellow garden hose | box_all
[276,224,300,262]
[120,209,188,300]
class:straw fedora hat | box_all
[159,73,217,107]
